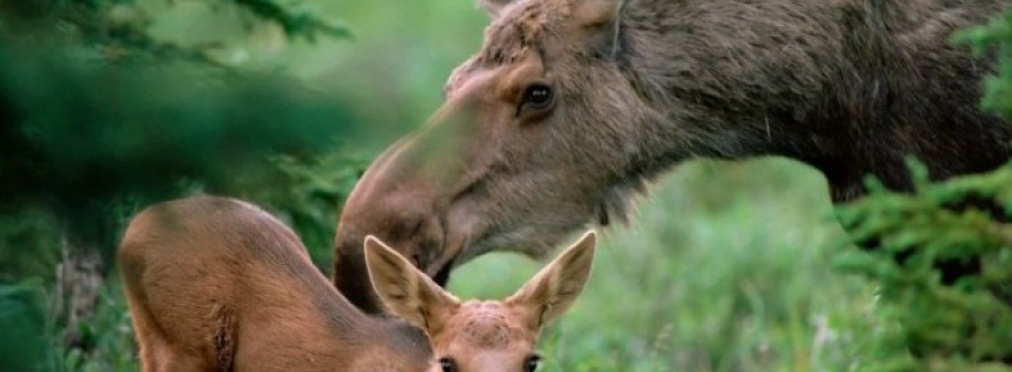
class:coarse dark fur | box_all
[333,0,1012,315]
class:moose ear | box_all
[506,230,597,331]
[364,235,460,334]
[573,0,627,58]
[478,0,514,19]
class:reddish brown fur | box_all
[365,231,597,372]
[334,0,1012,314]
[118,196,432,372]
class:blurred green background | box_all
[1,1,1010,371]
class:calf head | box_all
[334,0,653,313]
[364,230,597,372]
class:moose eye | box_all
[521,84,553,108]
[439,357,458,372]
[524,355,541,372]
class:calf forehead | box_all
[440,301,530,349]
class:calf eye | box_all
[521,84,553,109]
[439,357,458,372]
[524,355,541,372]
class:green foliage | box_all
[831,10,1012,371]
[0,43,355,205]
[834,159,1012,371]
[954,9,1012,119]
[0,206,61,283]
[0,0,364,260]
[0,39,363,280]
[0,0,351,47]
[0,0,365,369]
[58,277,137,372]
[228,151,369,273]
[229,0,352,41]
[0,279,54,372]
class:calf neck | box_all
[119,196,431,372]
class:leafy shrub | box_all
[832,9,1012,371]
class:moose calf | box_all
[119,196,595,372]
[365,230,596,372]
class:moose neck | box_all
[617,0,1012,203]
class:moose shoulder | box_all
[333,0,1012,313]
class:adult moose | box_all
[333,0,1012,314]
[119,196,596,372]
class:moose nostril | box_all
[378,211,425,243]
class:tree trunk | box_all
[57,233,105,349]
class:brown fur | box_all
[118,196,432,372]
[334,0,1012,313]
[365,231,597,372]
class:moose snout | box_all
[333,194,448,314]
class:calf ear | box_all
[506,230,597,331]
[478,0,514,19]
[573,0,628,59]
[364,236,461,335]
